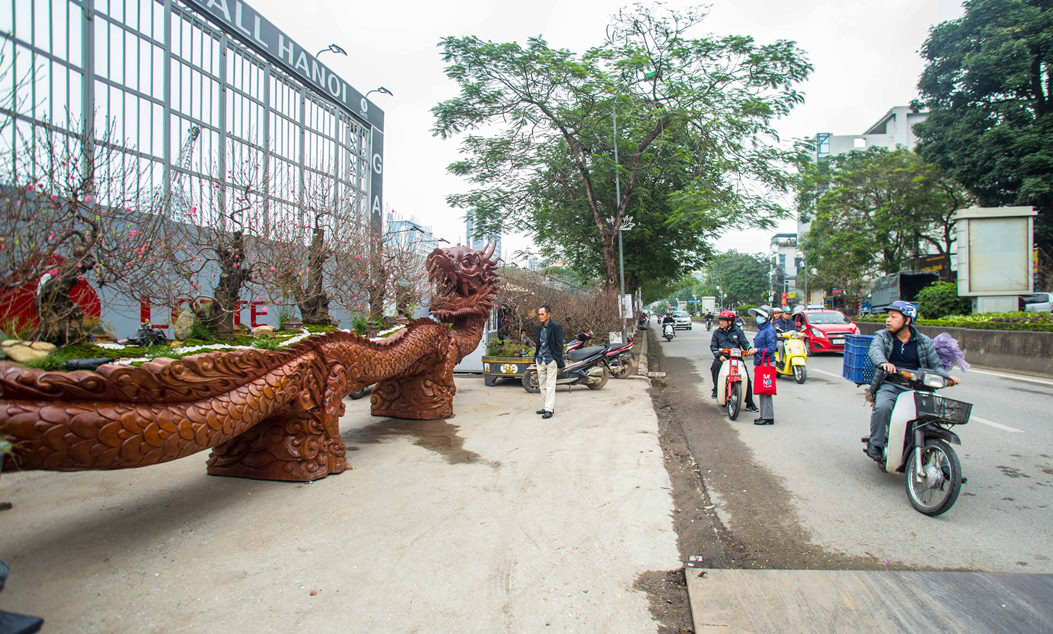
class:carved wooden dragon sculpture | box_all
[0,244,498,482]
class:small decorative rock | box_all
[173,310,195,341]
[1,340,57,363]
[252,325,276,338]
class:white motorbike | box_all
[864,368,970,516]
[715,347,751,421]
[662,322,675,342]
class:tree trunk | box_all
[36,272,86,345]
[297,227,331,325]
[206,232,251,340]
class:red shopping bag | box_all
[754,351,777,395]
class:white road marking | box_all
[964,367,1053,388]
[971,416,1024,433]
[807,367,1025,433]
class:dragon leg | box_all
[370,346,457,420]
[205,362,350,482]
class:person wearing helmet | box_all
[748,306,779,425]
[864,300,960,460]
[709,310,759,412]
[770,306,798,361]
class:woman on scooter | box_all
[748,306,779,425]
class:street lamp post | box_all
[613,109,627,343]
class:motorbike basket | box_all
[913,392,972,425]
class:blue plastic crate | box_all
[842,334,875,384]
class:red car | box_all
[792,309,859,353]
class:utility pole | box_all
[613,108,627,344]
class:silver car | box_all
[1021,292,1052,313]
[672,310,692,330]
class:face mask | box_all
[756,316,767,325]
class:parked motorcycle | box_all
[715,347,750,421]
[522,344,611,393]
[662,322,675,341]
[863,367,970,516]
[775,331,808,383]
[565,333,636,379]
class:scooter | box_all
[522,343,611,393]
[775,331,808,384]
[662,322,675,341]
[565,333,636,379]
[862,368,970,516]
[705,317,713,331]
[715,347,750,421]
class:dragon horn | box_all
[482,240,496,260]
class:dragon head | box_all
[426,243,499,322]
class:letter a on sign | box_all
[372,195,381,216]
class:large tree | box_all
[433,4,811,290]
[799,147,972,297]
[915,0,1053,249]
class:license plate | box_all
[832,338,844,344]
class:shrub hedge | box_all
[853,311,1053,332]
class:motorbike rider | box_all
[709,310,759,413]
[771,306,798,360]
[704,309,714,328]
[865,300,959,460]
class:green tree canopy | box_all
[433,4,811,290]
[651,250,769,307]
[915,0,1053,248]
[799,147,972,297]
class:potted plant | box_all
[482,337,534,386]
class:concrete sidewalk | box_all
[0,376,679,632]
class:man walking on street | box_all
[533,305,565,419]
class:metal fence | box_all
[0,0,383,233]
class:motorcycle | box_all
[705,317,713,331]
[662,322,675,341]
[566,333,636,379]
[775,331,808,384]
[522,343,611,393]
[863,367,970,516]
[715,347,750,421]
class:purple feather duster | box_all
[932,332,969,372]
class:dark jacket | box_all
[868,326,949,378]
[772,317,798,333]
[534,320,565,368]
[710,325,750,359]
[752,321,777,366]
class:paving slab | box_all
[0,376,679,633]
[685,568,1053,633]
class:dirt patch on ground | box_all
[633,569,694,634]
[646,331,934,572]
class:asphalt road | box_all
[657,323,1053,573]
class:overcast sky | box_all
[252,0,966,260]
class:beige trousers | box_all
[536,359,558,412]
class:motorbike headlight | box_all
[923,373,946,388]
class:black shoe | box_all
[865,445,883,461]
[711,392,717,400]
[536,409,546,415]
[542,411,553,419]
[754,418,768,425]
[745,404,759,413]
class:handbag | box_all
[754,350,777,396]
